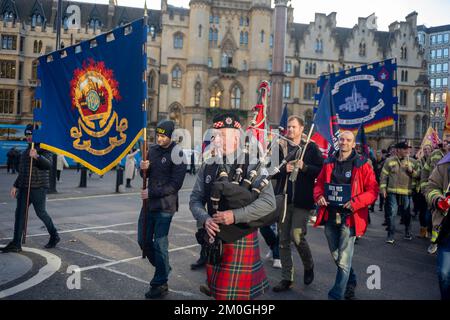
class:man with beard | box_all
[314,131,378,300]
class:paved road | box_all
[0,168,441,300]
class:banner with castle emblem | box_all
[315,59,397,133]
[33,19,147,175]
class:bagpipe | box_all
[208,134,300,244]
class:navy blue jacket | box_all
[143,142,187,214]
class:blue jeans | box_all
[13,188,57,247]
[385,193,411,237]
[137,210,173,287]
[259,224,280,259]
[437,237,450,300]
[324,219,357,300]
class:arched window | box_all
[422,115,429,136]
[260,30,265,43]
[198,25,202,38]
[171,65,182,88]
[270,34,273,48]
[33,40,38,53]
[148,71,155,91]
[194,82,201,106]
[150,25,156,38]
[315,39,323,53]
[414,115,421,138]
[89,19,101,30]
[312,63,317,75]
[240,31,244,45]
[305,62,310,75]
[38,40,42,53]
[359,42,366,56]
[305,109,313,130]
[231,86,241,109]
[415,90,422,107]
[209,83,222,108]
[63,16,69,30]
[244,32,248,45]
[31,60,38,80]
[401,44,407,59]
[173,33,183,49]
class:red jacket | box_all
[313,153,379,237]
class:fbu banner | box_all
[315,59,398,133]
[33,19,147,175]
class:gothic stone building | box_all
[0,0,429,149]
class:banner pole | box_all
[141,2,149,259]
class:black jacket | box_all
[14,145,53,189]
[275,141,323,210]
[143,142,187,214]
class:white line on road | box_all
[58,246,115,262]
[78,244,199,272]
[0,222,136,241]
[100,267,198,298]
[44,188,192,203]
[0,247,61,299]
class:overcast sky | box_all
[76,0,449,31]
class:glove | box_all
[436,196,450,212]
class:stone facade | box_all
[0,0,429,149]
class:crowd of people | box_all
[1,116,449,301]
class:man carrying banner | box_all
[314,130,378,300]
[380,141,420,244]
[272,115,323,292]
[425,152,450,300]
[189,112,276,300]
[139,120,187,299]
[1,124,60,253]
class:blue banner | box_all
[315,59,397,133]
[33,19,147,175]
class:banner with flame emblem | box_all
[33,19,147,175]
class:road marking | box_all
[58,246,114,262]
[101,267,197,298]
[0,247,61,299]
[44,187,192,202]
[0,215,196,241]
[78,244,199,272]
[0,222,135,241]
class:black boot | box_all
[45,234,60,248]
[1,242,22,253]
[145,283,168,299]
[344,283,357,300]
[272,280,293,292]
[304,268,314,285]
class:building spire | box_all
[144,0,148,17]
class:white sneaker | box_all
[427,243,438,255]
[273,259,282,269]
[265,250,272,260]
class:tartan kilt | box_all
[206,231,269,300]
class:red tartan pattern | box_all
[206,231,269,300]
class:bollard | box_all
[79,167,87,188]
[48,153,58,194]
[116,166,124,193]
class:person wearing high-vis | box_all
[424,152,450,300]
[380,141,420,244]
[421,142,449,254]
